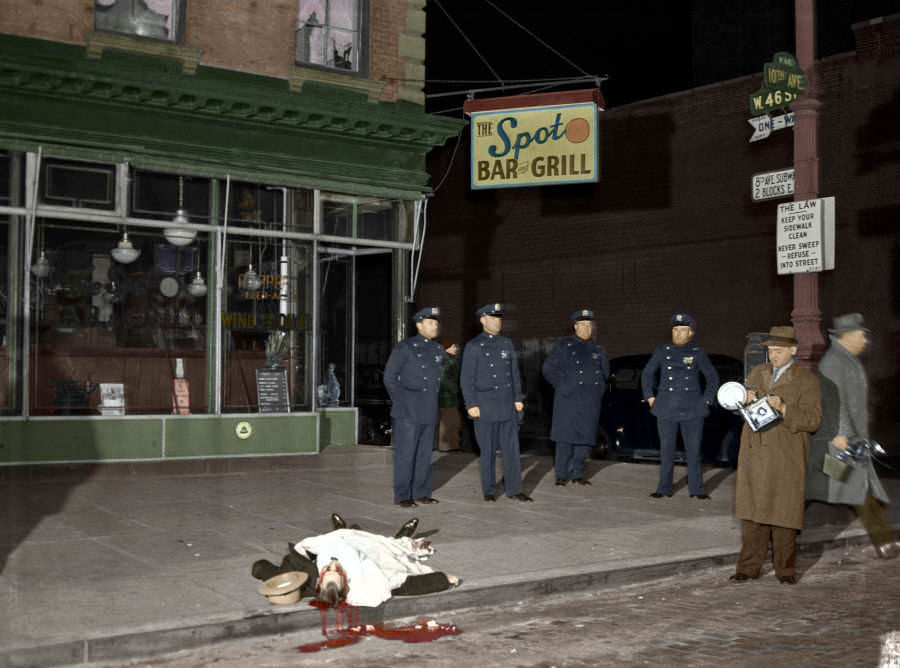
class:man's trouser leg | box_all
[735,519,770,577]
[655,418,678,494]
[498,419,522,496]
[474,420,499,496]
[411,423,437,499]
[570,444,592,479]
[771,525,798,577]
[555,441,573,480]
[392,418,416,503]
[853,493,896,549]
[682,417,706,496]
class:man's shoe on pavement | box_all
[484,494,498,502]
[511,492,533,502]
[555,478,568,486]
[650,492,673,498]
[690,494,711,500]
[395,499,417,508]
[331,513,347,530]
[416,497,439,504]
[394,518,419,539]
[777,575,797,584]
[874,542,900,559]
[573,478,592,486]
[729,573,756,582]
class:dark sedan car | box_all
[597,353,744,466]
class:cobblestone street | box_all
[90,544,900,668]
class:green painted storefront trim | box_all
[84,30,203,74]
[0,34,464,198]
[164,414,319,457]
[318,408,358,447]
[0,418,161,462]
[0,413,328,464]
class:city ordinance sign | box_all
[468,102,598,189]
[776,197,835,274]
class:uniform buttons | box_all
[667,366,672,370]
[668,388,674,391]
[668,376,673,380]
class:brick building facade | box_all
[419,15,900,445]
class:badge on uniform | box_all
[592,353,600,359]
[500,350,509,359]
[682,356,694,365]
[434,355,442,363]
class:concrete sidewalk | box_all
[1,446,897,667]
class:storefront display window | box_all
[29,220,210,415]
[222,184,314,412]
[3,151,414,434]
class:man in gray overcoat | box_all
[807,313,897,558]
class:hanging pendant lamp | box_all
[188,270,208,297]
[111,230,141,264]
[164,175,197,246]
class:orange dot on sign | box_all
[566,118,590,143]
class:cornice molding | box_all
[288,65,385,103]
[0,41,461,149]
[84,30,203,74]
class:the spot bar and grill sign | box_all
[464,89,603,190]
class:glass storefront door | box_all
[317,246,393,443]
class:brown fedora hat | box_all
[761,325,798,347]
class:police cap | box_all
[413,306,440,322]
[571,309,595,322]
[475,303,504,317]
[671,312,696,328]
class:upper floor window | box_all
[94,0,185,42]
[296,0,365,73]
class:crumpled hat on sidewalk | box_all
[257,571,308,605]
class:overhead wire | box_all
[431,0,503,84]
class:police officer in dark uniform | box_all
[383,306,445,507]
[460,303,532,502]
[542,309,609,486]
[641,312,719,499]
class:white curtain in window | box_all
[95,0,174,37]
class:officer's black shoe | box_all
[573,478,592,486]
[555,478,568,486]
[416,497,439,504]
[650,492,673,498]
[777,575,797,584]
[483,494,498,502]
[394,518,419,539]
[512,492,533,502]
[331,513,347,530]
[690,494,711,500]
[395,499,417,508]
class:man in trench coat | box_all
[731,325,821,585]
[806,313,897,558]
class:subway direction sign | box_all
[748,52,807,117]
[469,102,598,189]
[752,168,794,201]
[776,197,835,274]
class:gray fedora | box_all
[828,313,870,336]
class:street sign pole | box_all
[791,0,825,365]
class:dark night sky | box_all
[424,0,900,116]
